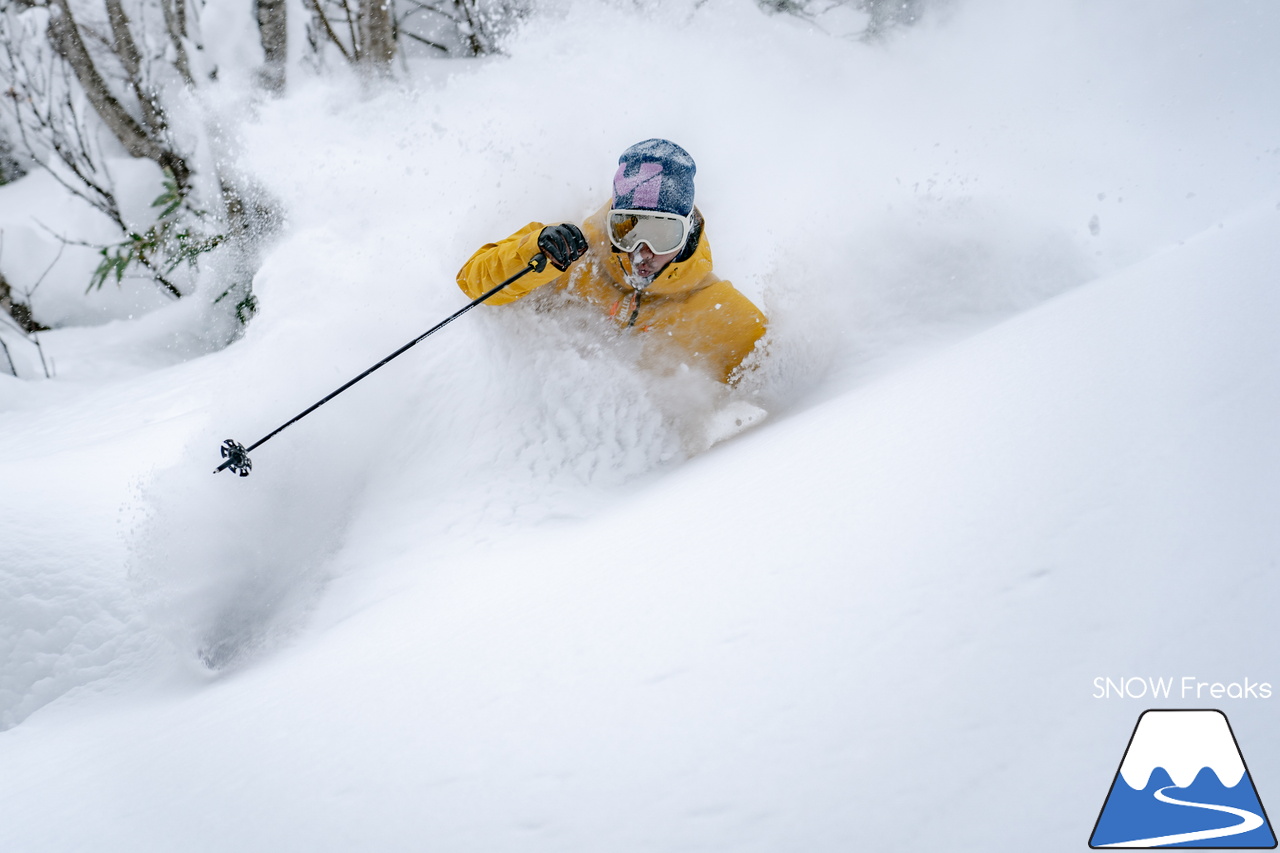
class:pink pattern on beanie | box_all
[613,161,664,209]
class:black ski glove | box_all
[537,223,588,271]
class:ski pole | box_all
[215,252,549,476]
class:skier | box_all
[456,139,766,384]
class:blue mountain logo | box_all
[1091,709,1276,848]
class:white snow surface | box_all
[2,0,1280,850]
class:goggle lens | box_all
[608,210,690,255]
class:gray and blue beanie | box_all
[611,139,696,217]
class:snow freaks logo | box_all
[1089,710,1277,848]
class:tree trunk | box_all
[255,0,288,92]
[358,0,396,71]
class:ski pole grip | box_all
[531,252,548,273]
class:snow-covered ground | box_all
[1,1,1278,849]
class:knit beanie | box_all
[611,139,696,217]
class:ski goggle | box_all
[607,209,692,255]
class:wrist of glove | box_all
[537,223,588,271]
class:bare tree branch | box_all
[306,0,353,62]
[396,28,448,53]
[0,254,50,334]
[1,0,265,317]
[0,333,16,376]
[159,0,194,87]
[338,0,359,58]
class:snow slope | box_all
[1,0,1279,850]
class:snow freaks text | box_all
[1092,677,1273,701]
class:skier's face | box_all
[630,242,680,278]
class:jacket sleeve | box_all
[661,280,767,384]
[455,221,566,306]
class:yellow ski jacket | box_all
[456,203,766,383]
